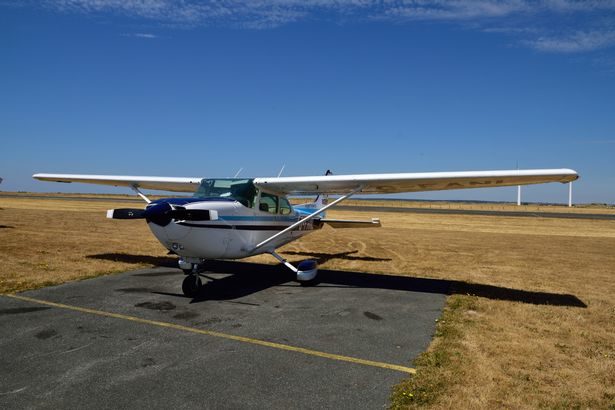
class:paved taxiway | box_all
[0,261,445,409]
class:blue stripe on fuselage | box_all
[149,198,300,222]
[151,198,311,222]
[219,215,300,222]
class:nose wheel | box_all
[178,258,204,298]
[182,274,202,298]
[178,258,206,297]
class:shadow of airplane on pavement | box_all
[88,252,587,308]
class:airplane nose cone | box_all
[144,202,173,226]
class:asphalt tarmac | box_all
[0,261,447,409]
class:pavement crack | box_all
[0,387,27,396]
[59,343,93,355]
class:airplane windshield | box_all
[194,178,257,208]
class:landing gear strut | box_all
[179,258,202,275]
[269,251,319,285]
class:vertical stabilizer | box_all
[294,170,332,217]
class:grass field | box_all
[1,195,614,409]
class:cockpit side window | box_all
[259,192,278,214]
[230,182,256,208]
[279,197,292,215]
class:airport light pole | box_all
[516,161,521,206]
[517,185,521,206]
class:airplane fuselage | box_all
[146,197,318,260]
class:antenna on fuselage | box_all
[234,168,243,178]
[277,164,286,178]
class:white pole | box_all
[517,185,521,206]
[516,161,521,206]
[568,182,572,207]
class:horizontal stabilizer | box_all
[321,218,381,229]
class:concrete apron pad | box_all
[0,261,445,409]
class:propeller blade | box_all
[106,208,146,219]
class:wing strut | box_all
[130,185,151,204]
[252,185,363,252]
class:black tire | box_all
[182,275,202,298]
[297,260,318,286]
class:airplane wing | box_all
[32,173,202,193]
[33,169,579,195]
[254,169,578,195]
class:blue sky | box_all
[1,1,614,203]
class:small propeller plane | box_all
[33,168,578,297]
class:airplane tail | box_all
[294,170,331,217]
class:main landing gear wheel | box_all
[299,279,318,287]
[297,260,319,286]
[182,274,202,298]
[268,252,319,286]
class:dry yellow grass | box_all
[0,197,171,293]
[1,196,614,408]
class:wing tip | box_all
[562,168,579,182]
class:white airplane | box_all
[34,168,578,297]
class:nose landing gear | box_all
[178,258,206,297]
[182,274,202,298]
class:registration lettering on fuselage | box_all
[296,219,314,231]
